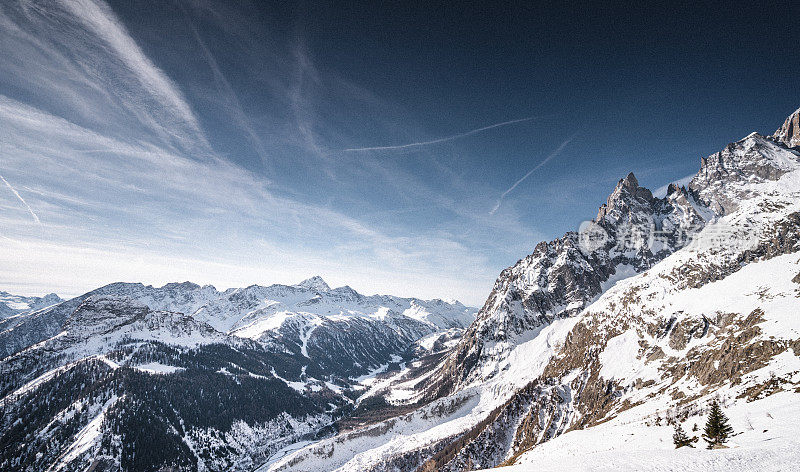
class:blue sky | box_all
[0,0,797,305]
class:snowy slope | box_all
[194,277,475,336]
[0,293,348,472]
[3,108,798,472]
[418,171,711,402]
[490,391,800,472]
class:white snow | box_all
[599,330,642,382]
[4,300,29,310]
[233,311,294,339]
[491,392,800,472]
[599,263,638,292]
[299,318,322,358]
[132,362,184,375]
[270,367,307,392]
[652,174,695,198]
[257,440,319,471]
[96,354,120,369]
[195,281,476,338]
[271,142,800,472]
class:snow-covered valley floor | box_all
[490,391,800,471]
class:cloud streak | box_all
[188,21,273,169]
[57,0,206,140]
[489,135,575,215]
[0,94,495,304]
[0,0,212,157]
[0,174,41,225]
[0,1,538,305]
[339,117,536,153]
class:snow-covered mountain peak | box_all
[327,285,362,301]
[6,107,800,472]
[160,281,202,291]
[771,106,800,148]
[295,276,331,292]
[266,106,800,472]
[689,129,800,215]
[614,171,642,196]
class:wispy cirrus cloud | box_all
[187,20,273,169]
[0,92,496,303]
[0,0,547,305]
[0,0,211,157]
[56,0,210,152]
[288,40,328,158]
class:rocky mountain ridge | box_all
[419,124,799,402]
[0,277,474,363]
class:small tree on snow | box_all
[672,423,697,448]
[703,400,734,449]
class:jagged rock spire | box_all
[596,172,654,223]
[620,171,638,190]
[771,107,800,148]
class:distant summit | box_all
[0,291,63,318]
[295,276,331,292]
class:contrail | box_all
[489,135,575,215]
[340,117,536,153]
[0,174,41,224]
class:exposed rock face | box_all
[367,128,800,472]
[62,296,150,338]
[596,172,654,222]
[771,107,800,148]
[404,107,800,470]
[0,296,86,359]
[226,106,800,472]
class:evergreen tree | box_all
[672,423,696,448]
[703,400,734,449]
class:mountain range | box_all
[0,278,475,471]
[2,106,799,471]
